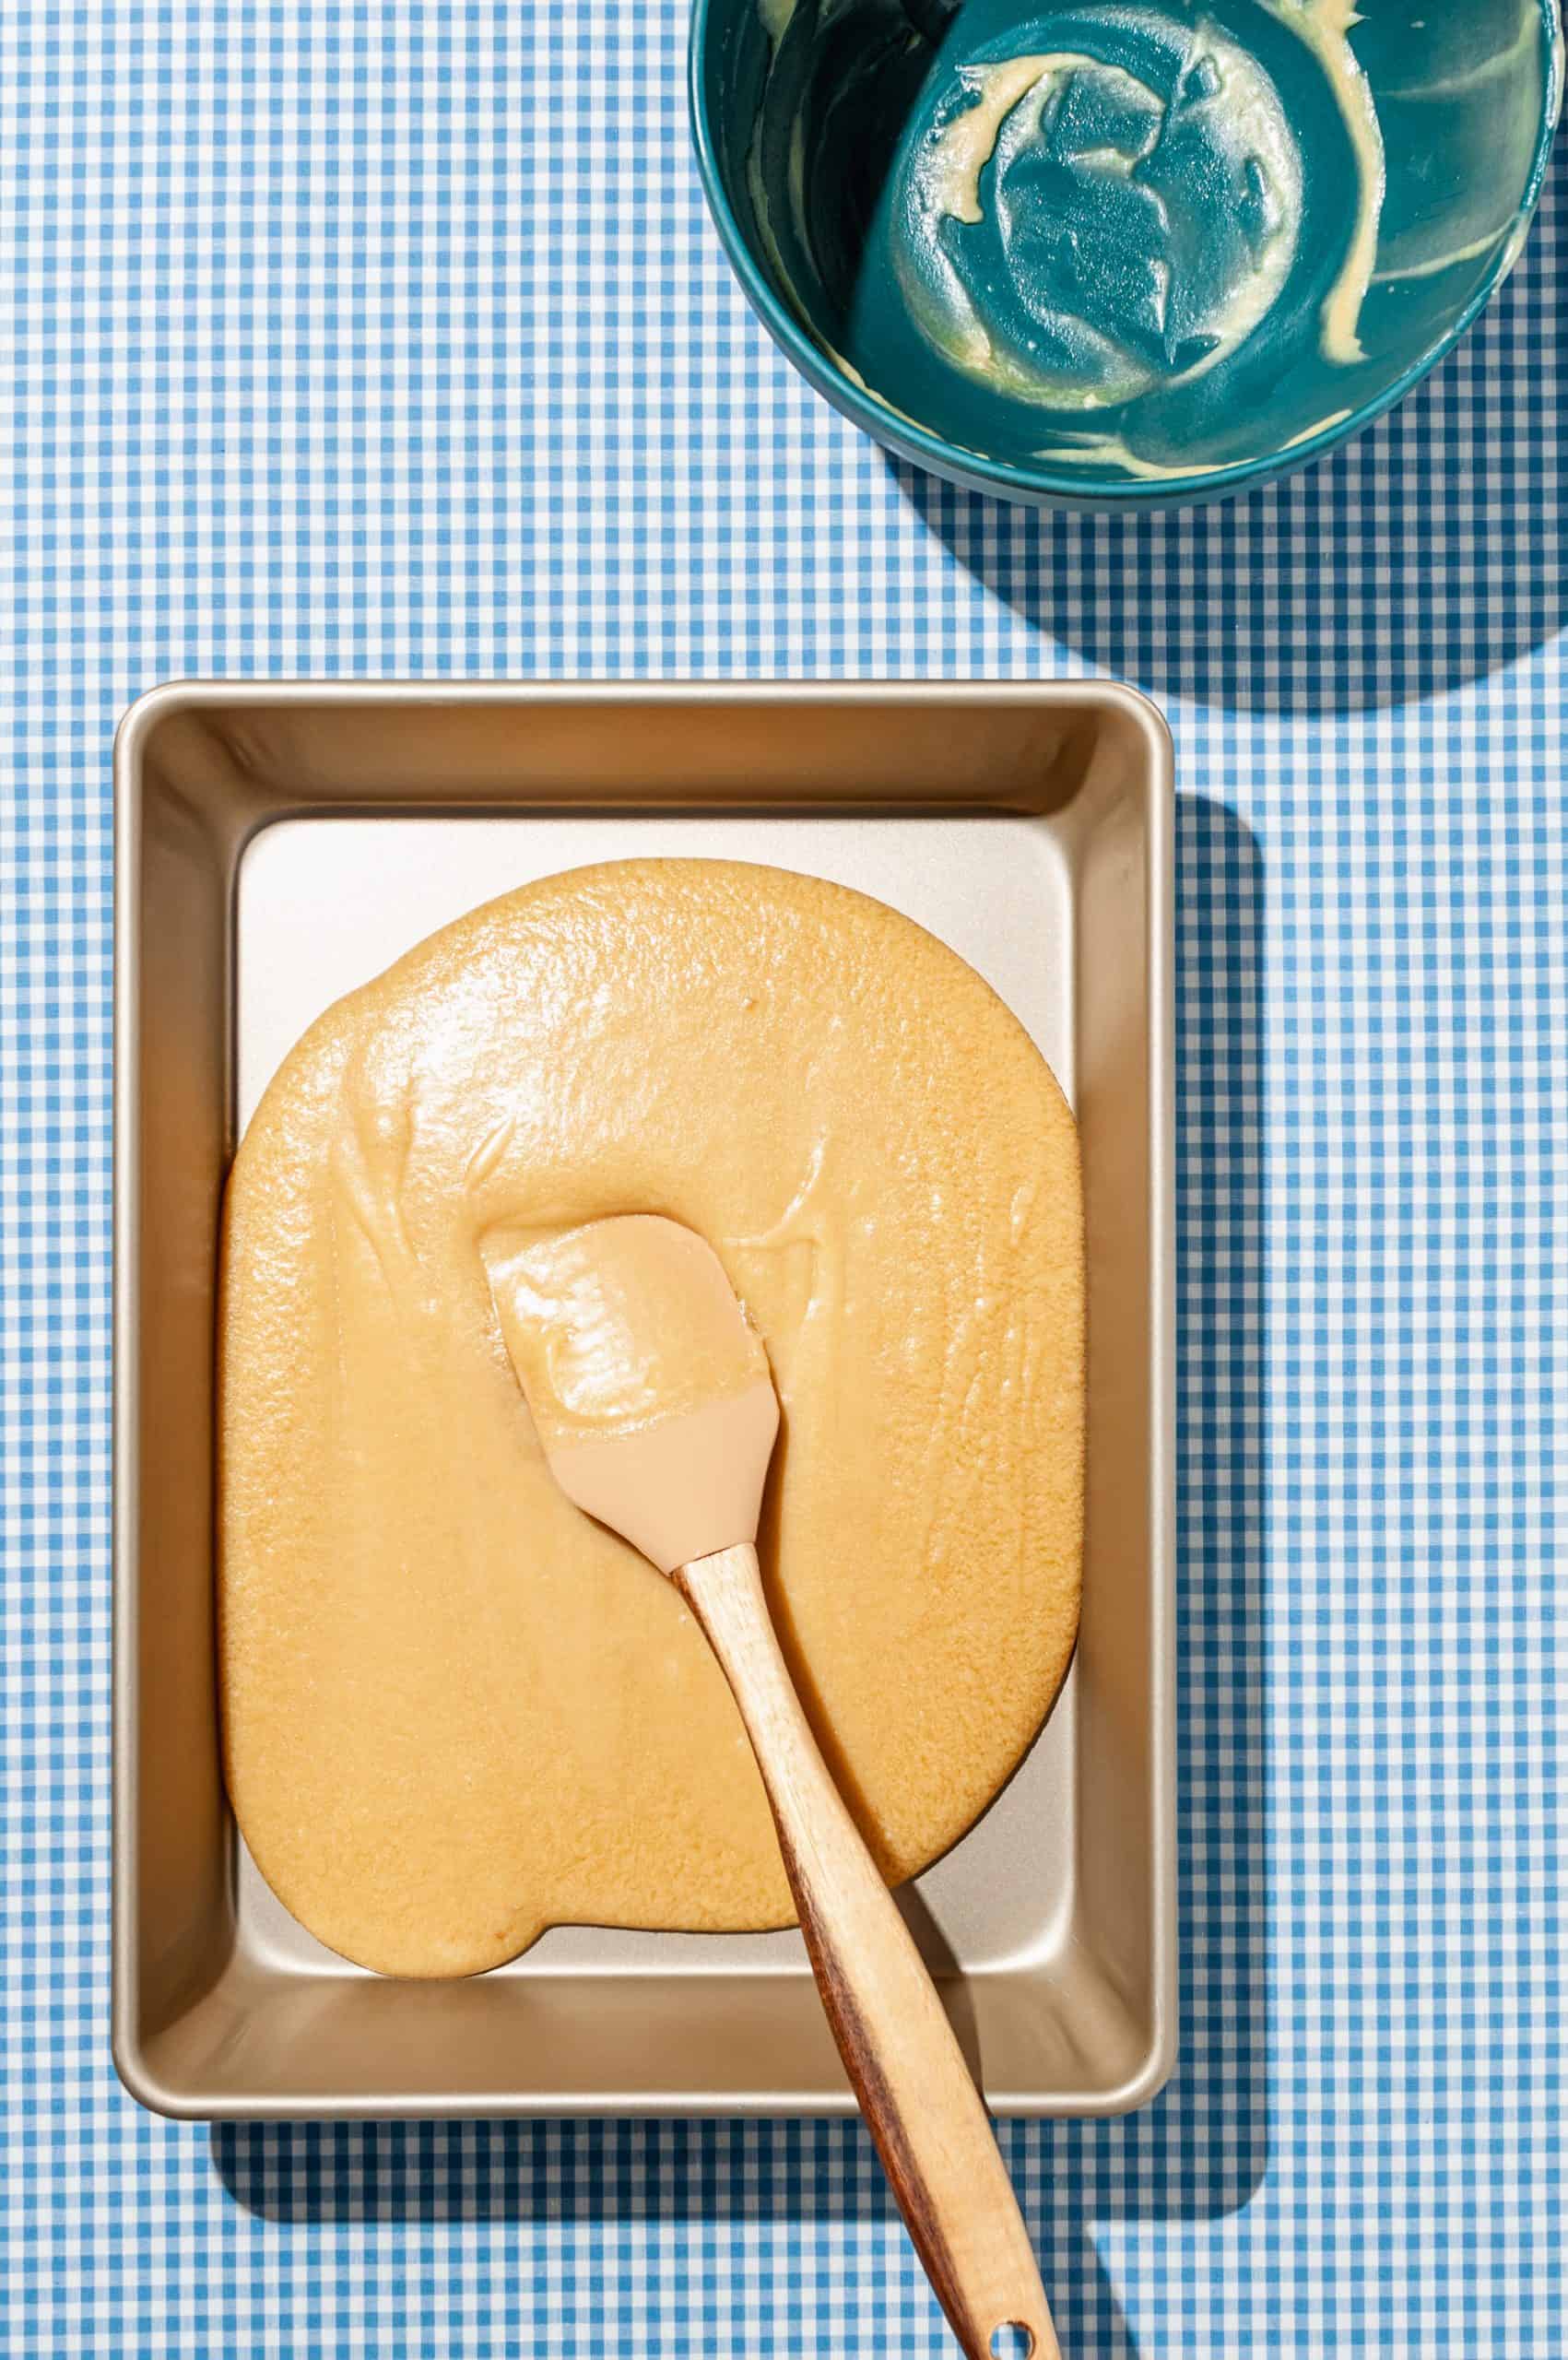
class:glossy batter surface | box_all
[220,860,1084,1976]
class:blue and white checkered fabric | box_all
[2,0,1564,2347]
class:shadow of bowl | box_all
[884,154,1568,715]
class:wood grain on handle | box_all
[676,1544,1061,2360]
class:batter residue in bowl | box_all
[892,34,1307,406]
[751,0,1385,412]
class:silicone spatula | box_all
[484,1213,1060,2360]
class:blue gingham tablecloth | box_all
[3,0,1564,2348]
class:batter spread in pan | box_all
[220,859,1083,1976]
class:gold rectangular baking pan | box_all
[112,681,1174,2119]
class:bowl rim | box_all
[688,0,1566,505]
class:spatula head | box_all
[483,1214,780,1575]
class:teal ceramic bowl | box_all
[691,0,1563,506]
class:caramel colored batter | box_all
[220,860,1084,1977]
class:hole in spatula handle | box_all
[990,2325,1034,2360]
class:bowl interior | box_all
[694,0,1561,498]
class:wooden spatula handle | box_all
[676,1543,1062,2360]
